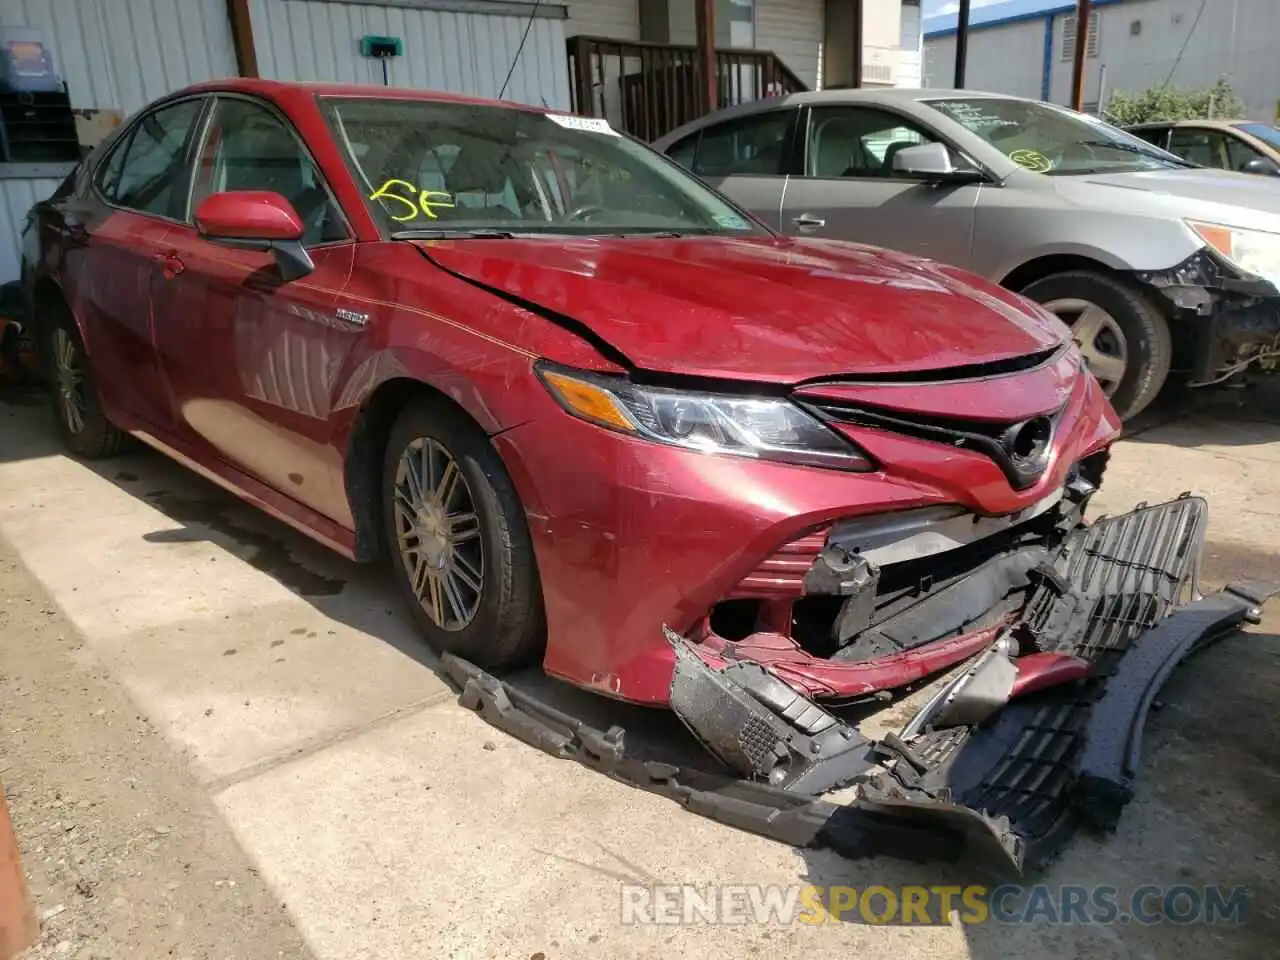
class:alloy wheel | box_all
[52,327,87,434]
[392,437,484,631]
[1042,298,1128,397]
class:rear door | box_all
[778,104,980,266]
[70,96,208,429]
[150,94,360,524]
[662,107,797,230]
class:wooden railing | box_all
[566,35,808,143]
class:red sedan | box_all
[25,79,1257,869]
[20,74,1116,696]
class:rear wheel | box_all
[1022,270,1172,421]
[46,309,127,459]
[381,398,544,669]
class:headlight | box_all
[535,363,874,471]
[1187,220,1280,289]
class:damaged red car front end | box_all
[468,240,1120,709]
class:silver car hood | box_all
[1054,168,1280,232]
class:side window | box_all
[1167,129,1228,169]
[1225,136,1265,173]
[111,99,205,217]
[805,107,938,178]
[665,132,700,171]
[191,97,347,246]
[1128,127,1168,149]
[690,112,791,177]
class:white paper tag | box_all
[545,113,619,136]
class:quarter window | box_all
[191,97,347,246]
[109,99,204,217]
[804,107,937,178]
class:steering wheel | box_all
[565,204,607,223]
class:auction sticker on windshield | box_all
[546,114,619,136]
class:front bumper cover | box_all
[442,495,1274,875]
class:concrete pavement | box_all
[2,393,1279,960]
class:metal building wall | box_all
[1049,0,1280,120]
[922,19,1046,98]
[755,0,824,90]
[897,1,923,88]
[563,0,639,40]
[247,0,573,109]
[0,0,237,285]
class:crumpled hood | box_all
[415,235,1067,384]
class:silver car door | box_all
[675,106,797,231]
[778,104,981,268]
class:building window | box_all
[1061,12,1101,61]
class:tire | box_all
[1021,270,1173,421]
[45,306,127,459]
[381,397,545,670]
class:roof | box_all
[179,76,555,112]
[923,0,1126,40]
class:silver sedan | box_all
[654,89,1280,420]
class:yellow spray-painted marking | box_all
[1009,149,1052,173]
[369,179,457,221]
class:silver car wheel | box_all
[52,327,87,435]
[392,437,484,632]
[1042,298,1129,396]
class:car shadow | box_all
[1122,378,1280,446]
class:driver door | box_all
[150,95,361,525]
[778,105,981,267]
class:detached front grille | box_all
[804,399,1065,491]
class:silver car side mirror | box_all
[891,142,985,184]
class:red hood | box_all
[414,235,1068,383]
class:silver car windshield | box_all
[922,97,1193,176]
[321,97,767,238]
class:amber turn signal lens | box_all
[540,370,637,433]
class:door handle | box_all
[792,213,826,230]
[153,251,185,278]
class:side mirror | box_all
[891,142,984,184]
[1243,157,1280,177]
[194,191,314,281]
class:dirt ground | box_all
[2,380,1280,960]
[0,541,312,960]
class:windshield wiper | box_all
[1076,140,1195,167]
[390,228,526,240]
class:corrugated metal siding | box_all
[0,178,64,287]
[755,0,823,89]
[898,2,923,88]
[0,0,236,285]
[1,0,237,115]
[563,0,638,40]
[248,0,572,109]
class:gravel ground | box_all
[0,536,313,960]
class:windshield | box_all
[321,97,765,237]
[1236,122,1280,150]
[923,97,1192,175]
